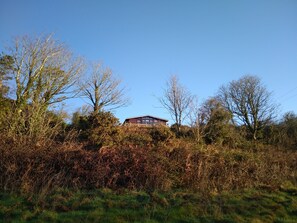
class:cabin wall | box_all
[124,116,167,126]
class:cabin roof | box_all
[124,115,168,122]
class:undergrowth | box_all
[1,133,297,195]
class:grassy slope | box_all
[1,185,297,223]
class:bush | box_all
[120,126,153,146]
[149,125,175,145]
[0,97,12,129]
[87,112,121,148]
[72,111,121,148]
[170,124,192,138]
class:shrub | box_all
[149,125,175,145]
[120,126,153,146]
[170,124,192,138]
[87,112,121,148]
[72,111,121,148]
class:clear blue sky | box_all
[1,0,297,124]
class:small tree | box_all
[80,62,128,114]
[200,98,233,145]
[159,75,194,133]
[218,75,277,140]
[188,98,203,143]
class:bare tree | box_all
[159,75,194,132]
[80,62,128,114]
[218,75,277,140]
[1,34,84,110]
[0,34,85,140]
[188,97,207,143]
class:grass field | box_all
[1,184,297,223]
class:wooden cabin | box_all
[123,115,168,126]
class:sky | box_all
[1,0,297,124]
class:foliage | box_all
[120,125,175,147]
[1,105,67,143]
[170,124,192,139]
[149,125,175,145]
[0,54,13,96]
[281,112,297,149]
[120,126,153,146]
[199,98,237,146]
[70,106,91,131]
[87,111,121,148]
[264,112,297,149]
[0,97,13,129]
[72,111,121,148]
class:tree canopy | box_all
[1,34,84,111]
[79,62,128,114]
[218,75,277,140]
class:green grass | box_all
[1,185,297,223]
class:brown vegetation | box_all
[1,132,296,195]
